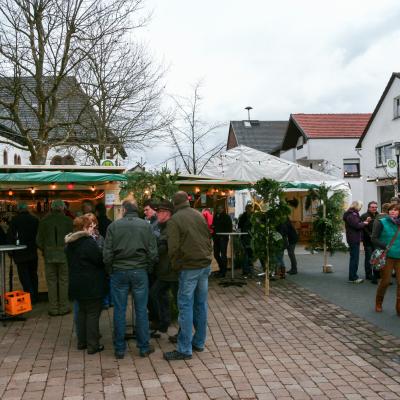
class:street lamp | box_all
[393,142,400,197]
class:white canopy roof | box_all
[202,145,350,194]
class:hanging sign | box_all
[387,159,397,174]
[105,193,115,208]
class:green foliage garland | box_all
[120,167,179,211]
[250,179,291,269]
[305,185,346,253]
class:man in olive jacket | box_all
[103,199,158,359]
[37,200,73,316]
[164,191,212,361]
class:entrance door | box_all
[380,185,395,206]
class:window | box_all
[17,155,21,165]
[13,154,17,165]
[343,158,360,177]
[394,96,400,119]
[3,150,8,165]
[376,144,393,167]
[296,136,304,150]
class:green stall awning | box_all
[0,171,127,184]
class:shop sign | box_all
[105,193,115,208]
[387,159,397,174]
[101,159,115,166]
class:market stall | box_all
[0,165,127,293]
[202,145,351,240]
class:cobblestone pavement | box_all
[1,279,400,400]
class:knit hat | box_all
[172,191,189,207]
[156,200,174,213]
[17,202,28,211]
[51,199,65,210]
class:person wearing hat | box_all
[37,199,73,316]
[8,203,39,303]
[163,191,212,361]
[149,200,179,336]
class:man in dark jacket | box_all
[8,203,39,303]
[361,201,379,283]
[37,200,73,315]
[150,200,179,334]
[144,199,160,238]
[95,202,112,238]
[163,191,212,361]
[212,205,232,278]
[238,204,253,276]
[103,199,158,359]
[343,201,371,284]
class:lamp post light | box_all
[393,142,400,197]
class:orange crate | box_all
[4,291,32,315]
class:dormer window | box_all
[394,96,400,119]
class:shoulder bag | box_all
[370,226,400,271]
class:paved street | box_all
[1,261,400,400]
[285,250,400,338]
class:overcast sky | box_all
[132,0,400,169]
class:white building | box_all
[0,77,126,166]
[356,72,400,205]
[279,113,371,203]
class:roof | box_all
[292,113,371,139]
[281,113,371,150]
[228,120,288,154]
[0,76,126,157]
[356,72,400,148]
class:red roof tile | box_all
[292,113,372,139]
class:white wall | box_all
[281,137,364,203]
[0,141,30,166]
[359,77,400,205]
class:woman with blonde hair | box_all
[343,200,371,283]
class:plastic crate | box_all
[4,291,32,315]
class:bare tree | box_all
[0,0,146,164]
[74,26,168,165]
[166,81,225,175]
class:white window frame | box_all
[343,158,360,178]
[375,143,393,167]
[394,96,400,119]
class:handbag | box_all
[370,226,400,271]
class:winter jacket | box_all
[8,211,39,263]
[277,219,298,248]
[238,211,252,247]
[167,204,212,271]
[37,211,73,263]
[202,209,214,234]
[97,214,112,238]
[343,208,365,245]
[371,216,400,258]
[361,211,378,247]
[154,221,179,282]
[65,231,107,300]
[147,214,160,238]
[212,212,233,236]
[103,211,158,274]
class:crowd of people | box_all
[343,198,400,316]
[5,192,212,360]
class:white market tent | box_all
[202,145,351,216]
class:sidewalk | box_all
[1,277,400,399]
[285,250,400,338]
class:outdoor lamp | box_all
[392,142,400,196]
[8,189,13,196]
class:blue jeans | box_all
[349,243,360,281]
[111,269,150,354]
[177,266,211,355]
